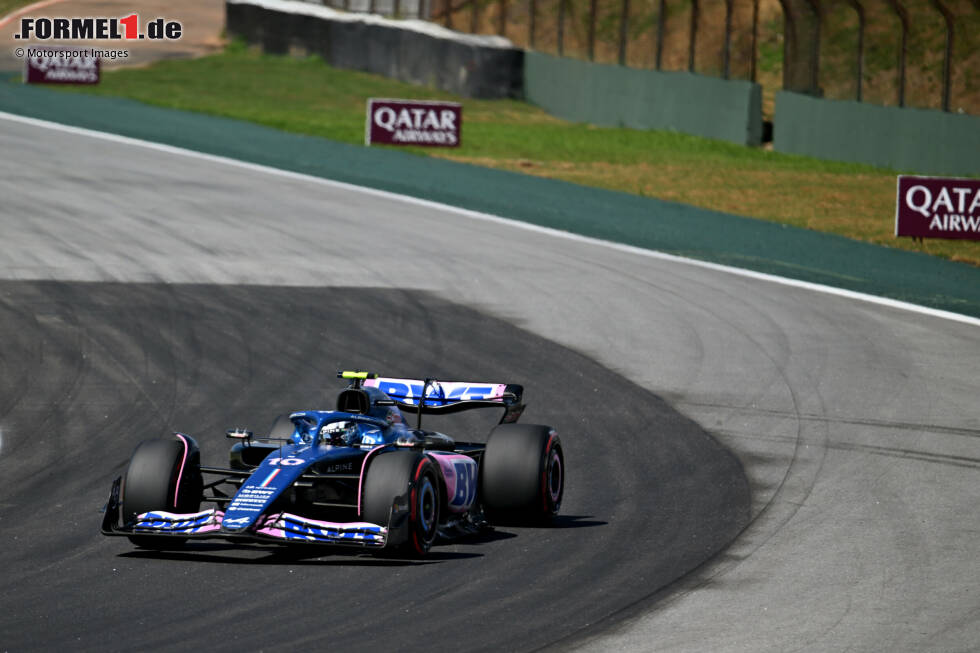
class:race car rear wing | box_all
[341,372,525,425]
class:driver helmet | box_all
[320,420,360,445]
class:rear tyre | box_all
[481,424,564,525]
[362,452,441,557]
[122,436,202,549]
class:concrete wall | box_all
[524,52,763,146]
[301,0,426,19]
[226,0,522,99]
[774,91,980,176]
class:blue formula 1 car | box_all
[101,372,564,556]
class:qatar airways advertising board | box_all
[365,98,461,148]
[24,48,100,84]
[896,175,980,240]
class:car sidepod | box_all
[427,451,478,515]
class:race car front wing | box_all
[101,477,392,549]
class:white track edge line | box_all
[2,109,978,329]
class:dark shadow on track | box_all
[119,548,482,566]
[551,515,607,528]
[0,281,749,652]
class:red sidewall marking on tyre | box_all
[541,433,557,512]
[411,459,429,554]
[173,433,190,508]
[547,449,562,504]
[411,459,428,521]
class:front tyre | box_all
[362,452,441,557]
[122,435,202,549]
[481,424,564,525]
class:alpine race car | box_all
[101,371,564,556]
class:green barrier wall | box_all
[524,52,763,146]
[774,91,980,176]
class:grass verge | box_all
[50,42,980,266]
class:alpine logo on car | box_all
[223,516,250,526]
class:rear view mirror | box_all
[225,428,253,440]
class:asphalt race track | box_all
[1,116,978,652]
[0,281,747,651]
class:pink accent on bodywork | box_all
[254,513,285,538]
[487,384,507,400]
[357,445,386,516]
[428,452,478,514]
[173,433,190,507]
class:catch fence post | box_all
[883,0,908,106]
[928,0,954,111]
[688,0,699,72]
[655,0,666,69]
[618,0,630,65]
[588,0,598,61]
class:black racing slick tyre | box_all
[362,452,441,557]
[122,435,202,549]
[481,424,564,525]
